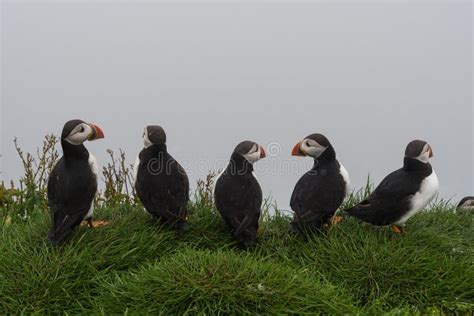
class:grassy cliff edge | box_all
[1,200,473,315]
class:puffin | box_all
[134,125,189,231]
[344,140,439,233]
[47,119,105,244]
[290,133,350,234]
[457,196,474,212]
[214,140,266,248]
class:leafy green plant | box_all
[194,170,218,210]
[101,149,136,207]
[1,135,60,222]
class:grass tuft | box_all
[95,249,357,315]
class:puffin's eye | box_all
[80,127,85,133]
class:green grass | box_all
[1,201,473,315]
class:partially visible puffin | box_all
[47,119,105,244]
[134,126,189,231]
[290,133,350,235]
[344,140,439,233]
[457,196,474,212]
[214,141,266,248]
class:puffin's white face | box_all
[300,139,327,159]
[242,144,266,164]
[413,143,433,163]
[142,128,152,148]
[64,123,94,145]
[141,125,167,148]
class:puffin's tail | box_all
[47,230,67,245]
[290,211,328,236]
[47,212,83,245]
[341,200,379,224]
[232,215,257,249]
[343,197,373,215]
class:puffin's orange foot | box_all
[81,220,110,228]
[391,224,403,234]
[331,215,344,226]
[90,220,110,228]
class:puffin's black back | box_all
[290,149,346,233]
[214,153,262,248]
[47,141,97,244]
[135,144,189,228]
[345,158,433,225]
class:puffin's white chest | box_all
[84,152,99,220]
[88,152,99,179]
[395,170,439,225]
[338,162,351,196]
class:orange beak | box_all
[428,145,433,158]
[89,123,105,140]
[291,141,305,156]
[259,145,266,159]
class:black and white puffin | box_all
[344,140,439,233]
[214,141,266,248]
[457,196,474,212]
[290,133,350,234]
[47,119,105,244]
[134,125,189,231]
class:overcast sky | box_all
[1,1,472,208]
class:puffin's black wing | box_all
[290,166,346,230]
[214,172,262,247]
[166,158,190,217]
[345,168,419,225]
[47,158,97,244]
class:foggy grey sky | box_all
[1,1,472,208]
